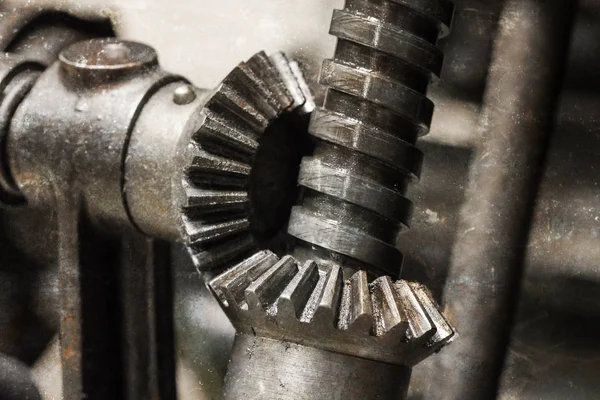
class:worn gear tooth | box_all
[370,276,409,337]
[182,186,248,217]
[244,255,298,312]
[269,52,307,111]
[209,251,279,309]
[194,111,259,164]
[189,233,255,271]
[187,145,251,189]
[311,263,343,325]
[409,282,456,348]
[245,51,294,111]
[227,65,280,120]
[210,82,270,132]
[338,270,373,335]
[236,62,287,115]
[204,101,263,138]
[180,51,313,271]
[183,217,250,246]
[277,260,320,320]
[288,60,315,114]
[394,280,435,342]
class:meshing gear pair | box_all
[180,0,456,397]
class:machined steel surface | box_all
[223,334,412,400]
[287,0,454,277]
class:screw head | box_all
[173,85,196,105]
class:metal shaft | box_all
[223,334,411,400]
[287,0,453,277]
[417,0,578,398]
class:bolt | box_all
[173,84,196,105]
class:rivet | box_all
[173,85,196,105]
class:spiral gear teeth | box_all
[309,108,424,178]
[320,59,434,127]
[296,158,413,226]
[389,0,454,35]
[330,9,444,77]
[209,251,456,366]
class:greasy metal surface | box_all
[125,81,207,239]
[0,54,44,205]
[209,250,455,366]
[288,0,454,278]
[4,37,181,400]
[8,38,182,229]
[223,334,412,400]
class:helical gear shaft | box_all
[287,0,454,277]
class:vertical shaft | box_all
[223,334,412,400]
[417,0,578,398]
[287,0,454,277]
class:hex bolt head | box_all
[173,84,196,105]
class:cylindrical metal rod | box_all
[223,334,411,400]
[418,0,578,398]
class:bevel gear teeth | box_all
[209,250,456,366]
[182,51,314,271]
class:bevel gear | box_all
[181,51,314,271]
